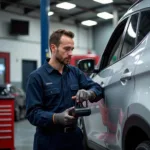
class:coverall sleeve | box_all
[26,74,54,127]
[78,69,103,102]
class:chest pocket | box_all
[44,88,60,107]
[45,88,60,96]
[70,84,79,97]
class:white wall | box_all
[50,22,94,55]
[0,11,93,85]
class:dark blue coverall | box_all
[26,58,102,150]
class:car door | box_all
[83,17,130,149]
[98,13,139,150]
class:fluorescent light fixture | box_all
[56,2,76,10]
[97,12,113,19]
[48,11,54,16]
[81,20,97,26]
[93,0,113,4]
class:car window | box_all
[137,10,150,45]
[103,18,128,68]
[10,86,17,93]
[107,32,124,66]
[120,13,139,58]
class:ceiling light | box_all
[81,20,97,26]
[56,2,76,10]
[48,11,54,16]
[97,12,113,19]
[93,0,113,4]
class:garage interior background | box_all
[0,0,135,88]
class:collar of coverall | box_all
[44,58,70,74]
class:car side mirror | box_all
[77,59,95,73]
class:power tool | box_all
[69,100,91,117]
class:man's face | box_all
[53,35,74,65]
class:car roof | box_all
[119,0,150,23]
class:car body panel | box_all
[84,35,145,150]
[83,70,112,148]
[127,33,150,124]
[79,1,150,150]
[120,0,150,23]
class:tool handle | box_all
[74,108,91,117]
[69,108,91,117]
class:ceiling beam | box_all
[24,8,34,14]
[126,0,136,3]
[0,0,21,10]
[1,2,9,10]
[24,6,39,14]
[50,1,57,6]
[59,2,131,22]
[59,4,111,22]
[91,9,127,24]
[0,0,40,14]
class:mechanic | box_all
[26,29,103,150]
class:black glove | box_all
[76,89,96,103]
[53,107,77,126]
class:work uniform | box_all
[26,58,102,150]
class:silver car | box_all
[78,0,150,150]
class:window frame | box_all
[99,17,130,71]
[119,12,140,59]
[136,9,150,46]
[98,10,146,72]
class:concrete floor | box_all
[15,119,35,150]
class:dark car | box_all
[0,84,26,121]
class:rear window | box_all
[137,10,150,44]
[121,13,139,57]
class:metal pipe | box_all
[40,0,50,65]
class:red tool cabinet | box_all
[0,96,15,150]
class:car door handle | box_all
[120,72,132,81]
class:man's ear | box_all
[50,44,56,53]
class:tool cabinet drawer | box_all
[0,97,14,150]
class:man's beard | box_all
[55,49,70,65]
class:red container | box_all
[0,96,15,150]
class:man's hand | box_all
[53,107,76,126]
[72,89,96,103]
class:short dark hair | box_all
[49,29,74,48]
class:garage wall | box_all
[50,24,93,52]
[0,11,93,87]
[93,21,114,56]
